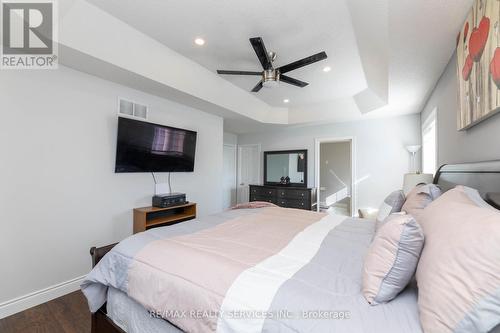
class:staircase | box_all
[319,169,351,216]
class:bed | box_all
[83,160,500,333]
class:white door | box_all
[237,144,261,204]
[222,144,237,209]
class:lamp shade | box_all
[403,173,433,195]
[405,145,422,173]
[406,145,422,153]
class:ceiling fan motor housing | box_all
[263,69,280,88]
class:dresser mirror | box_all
[264,150,307,187]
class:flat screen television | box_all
[115,117,197,173]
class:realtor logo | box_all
[1,0,58,69]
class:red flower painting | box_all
[462,54,473,81]
[469,16,490,62]
[490,48,500,89]
[463,21,469,43]
[457,1,500,130]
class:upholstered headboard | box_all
[434,160,500,208]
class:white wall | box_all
[421,53,500,164]
[223,132,238,145]
[238,114,421,211]
[0,66,223,313]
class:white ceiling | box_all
[79,0,473,132]
[86,0,366,108]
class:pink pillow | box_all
[363,213,424,305]
[401,183,441,218]
[231,201,278,209]
[416,186,500,333]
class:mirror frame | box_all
[263,149,308,187]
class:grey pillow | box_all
[363,214,424,305]
[376,190,406,227]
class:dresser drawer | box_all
[249,185,312,210]
[278,198,309,210]
[278,189,310,200]
[250,187,277,197]
[250,195,277,204]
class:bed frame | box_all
[89,244,125,333]
[434,160,500,207]
[88,160,500,333]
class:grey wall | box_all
[238,114,421,211]
[421,53,500,165]
[0,66,223,308]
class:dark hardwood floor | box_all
[0,291,91,333]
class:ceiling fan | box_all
[217,37,328,92]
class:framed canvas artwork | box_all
[457,0,500,130]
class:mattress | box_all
[83,207,423,333]
[107,286,182,333]
[107,284,422,333]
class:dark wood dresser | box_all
[249,185,313,210]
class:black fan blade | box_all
[249,37,273,70]
[278,51,327,74]
[217,70,262,76]
[251,81,264,92]
[280,75,309,88]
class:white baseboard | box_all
[0,275,86,319]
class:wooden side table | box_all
[133,203,196,234]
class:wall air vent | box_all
[118,98,148,120]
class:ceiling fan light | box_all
[262,69,280,88]
[263,80,279,88]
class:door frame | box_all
[314,136,356,217]
[223,143,238,208]
[237,144,262,203]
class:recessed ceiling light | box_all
[194,38,205,46]
[323,66,331,72]
[283,99,290,103]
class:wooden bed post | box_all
[89,244,126,333]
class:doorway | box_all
[237,144,261,204]
[315,137,355,217]
[223,144,237,209]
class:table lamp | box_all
[403,145,432,194]
[403,173,434,195]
